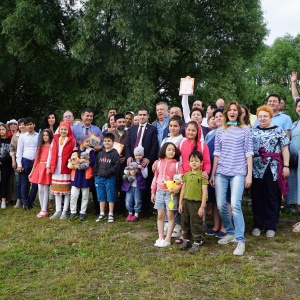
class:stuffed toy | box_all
[123,162,139,183]
[67,152,79,170]
[77,152,90,170]
[163,174,183,209]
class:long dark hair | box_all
[186,120,200,152]
[36,129,53,162]
[158,142,180,161]
[40,111,59,133]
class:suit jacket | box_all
[125,123,159,164]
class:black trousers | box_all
[251,168,281,231]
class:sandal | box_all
[175,237,184,244]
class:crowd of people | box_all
[1,72,300,256]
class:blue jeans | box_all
[215,173,246,242]
[20,158,38,207]
[125,186,142,213]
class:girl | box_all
[29,129,53,217]
[69,134,96,221]
[122,146,148,222]
[178,120,211,175]
[151,142,183,247]
[210,101,253,256]
[161,116,185,147]
[10,118,27,208]
[0,124,12,208]
[46,122,76,219]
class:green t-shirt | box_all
[182,170,208,201]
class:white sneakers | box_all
[218,234,236,244]
[1,201,6,209]
[233,242,245,256]
[252,228,262,236]
[154,239,171,247]
[171,224,182,238]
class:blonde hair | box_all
[222,101,245,129]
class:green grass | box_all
[0,203,300,299]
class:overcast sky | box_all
[261,0,300,45]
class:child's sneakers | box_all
[189,241,204,254]
[218,234,236,244]
[68,213,77,221]
[180,239,191,250]
[96,215,106,222]
[50,211,62,219]
[126,214,133,222]
[1,201,6,209]
[37,210,48,218]
[60,211,68,219]
[157,240,171,248]
[79,214,86,221]
[171,224,182,238]
[131,215,138,222]
[233,242,245,256]
[154,239,163,247]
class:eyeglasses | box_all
[64,115,73,118]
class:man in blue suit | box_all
[125,107,159,217]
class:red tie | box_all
[134,125,144,148]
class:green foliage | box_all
[0,0,267,124]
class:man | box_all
[151,102,169,146]
[72,108,103,214]
[202,103,217,127]
[162,106,186,139]
[216,98,225,109]
[63,110,74,124]
[182,99,205,123]
[110,114,129,213]
[280,99,286,112]
[102,108,117,132]
[133,115,139,125]
[253,94,292,138]
[16,117,38,210]
[125,111,134,130]
[125,108,159,216]
[192,100,203,109]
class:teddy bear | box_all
[77,152,90,170]
[67,152,79,170]
[122,162,139,183]
[163,174,183,209]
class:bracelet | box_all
[283,165,289,168]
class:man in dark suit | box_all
[125,108,159,217]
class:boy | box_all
[178,151,208,254]
[94,133,120,223]
[16,117,39,210]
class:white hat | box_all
[7,119,18,126]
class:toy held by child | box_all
[67,152,79,169]
[121,146,148,222]
[151,142,183,247]
[77,151,90,170]
[123,161,139,183]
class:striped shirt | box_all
[214,126,253,176]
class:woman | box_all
[190,108,211,139]
[285,99,300,214]
[0,124,12,208]
[40,112,59,134]
[240,105,251,127]
[210,101,253,256]
[103,115,116,134]
[205,109,228,238]
[10,118,27,208]
[252,105,290,238]
[7,119,18,138]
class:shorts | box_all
[95,176,116,203]
[154,189,178,211]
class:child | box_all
[46,122,76,219]
[178,151,208,254]
[94,132,120,223]
[29,129,53,217]
[69,134,95,221]
[122,146,148,222]
[0,124,12,208]
[151,142,183,247]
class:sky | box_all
[261,0,300,45]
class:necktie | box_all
[134,125,144,148]
[85,128,89,136]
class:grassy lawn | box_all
[0,202,300,300]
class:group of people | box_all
[1,72,300,257]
